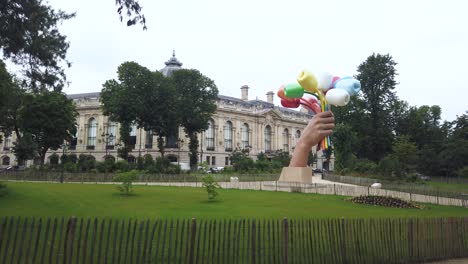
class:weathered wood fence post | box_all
[189,218,197,264]
[282,218,289,264]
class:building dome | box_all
[160,50,183,77]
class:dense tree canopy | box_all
[171,69,219,170]
[18,91,78,164]
[333,53,467,178]
[0,0,75,91]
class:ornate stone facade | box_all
[1,53,332,169]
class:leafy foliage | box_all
[18,91,78,164]
[78,154,96,172]
[113,170,139,195]
[171,69,219,170]
[202,175,220,200]
[115,0,147,29]
[0,0,75,91]
[12,132,38,163]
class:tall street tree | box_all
[0,0,75,91]
[18,91,78,165]
[171,69,218,171]
[135,71,179,157]
[0,59,25,142]
[355,53,398,161]
[101,62,143,161]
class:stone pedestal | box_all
[278,167,313,183]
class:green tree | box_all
[0,0,75,91]
[332,124,357,171]
[12,133,38,164]
[114,170,139,195]
[172,69,219,171]
[135,71,179,157]
[0,60,24,142]
[355,53,398,161]
[439,112,468,177]
[101,62,180,158]
[392,136,418,175]
[202,175,221,200]
[101,62,142,160]
[19,91,78,164]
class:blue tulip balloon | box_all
[333,77,361,96]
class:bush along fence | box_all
[0,171,279,183]
[0,217,467,264]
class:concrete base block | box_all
[278,167,313,183]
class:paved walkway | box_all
[425,258,468,263]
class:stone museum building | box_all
[1,53,331,170]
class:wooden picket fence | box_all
[0,217,467,264]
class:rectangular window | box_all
[206,156,210,164]
[3,135,12,150]
[145,130,153,149]
[241,127,249,150]
[225,157,229,165]
[212,156,216,166]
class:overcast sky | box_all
[46,0,467,121]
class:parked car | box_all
[5,165,25,171]
[208,167,224,173]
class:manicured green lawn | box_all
[426,181,468,193]
[1,182,467,219]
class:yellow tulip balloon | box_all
[297,70,319,94]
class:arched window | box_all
[224,121,233,151]
[241,123,250,150]
[283,128,289,151]
[264,125,272,152]
[206,120,215,151]
[145,130,153,149]
[295,130,301,140]
[107,121,117,146]
[87,118,97,149]
[2,156,10,166]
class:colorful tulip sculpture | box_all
[278,70,361,152]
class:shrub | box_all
[115,160,130,172]
[353,159,377,174]
[78,154,96,172]
[49,153,59,166]
[0,182,7,197]
[230,151,254,173]
[113,170,139,195]
[68,154,78,164]
[143,154,154,168]
[64,162,78,172]
[147,157,171,173]
[202,175,221,200]
[457,166,468,178]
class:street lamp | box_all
[101,132,114,159]
[177,138,184,166]
[60,143,68,183]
